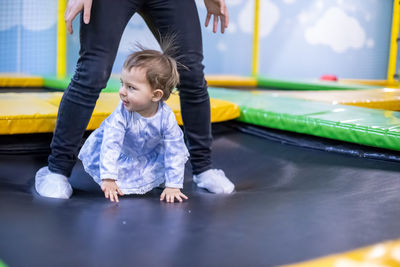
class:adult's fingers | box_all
[180,193,189,200]
[205,12,211,28]
[83,0,92,24]
[213,15,218,33]
[160,191,166,201]
[220,15,225,33]
[65,6,80,34]
[65,9,73,34]
[225,7,229,28]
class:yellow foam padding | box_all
[281,239,400,267]
[205,75,257,87]
[0,92,240,134]
[0,74,43,87]
[341,79,399,88]
[264,88,400,111]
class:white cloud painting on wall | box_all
[305,7,366,53]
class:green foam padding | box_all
[44,76,375,92]
[257,76,375,91]
[208,88,400,151]
[43,76,70,90]
[43,76,120,92]
[44,76,400,151]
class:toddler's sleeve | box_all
[100,102,129,180]
[163,109,189,188]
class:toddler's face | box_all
[119,67,155,114]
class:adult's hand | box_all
[65,0,93,34]
[204,0,229,34]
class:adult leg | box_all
[48,0,139,177]
[36,0,142,199]
[139,0,212,175]
[139,0,234,193]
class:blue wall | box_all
[198,0,393,79]
[0,0,394,80]
[256,0,393,79]
[0,0,57,75]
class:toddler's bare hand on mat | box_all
[160,187,188,203]
[101,179,124,203]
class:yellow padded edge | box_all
[281,239,400,267]
[206,75,257,87]
[0,74,43,87]
[264,88,400,111]
[341,79,399,88]
[0,92,240,134]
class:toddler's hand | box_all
[160,187,188,203]
[101,179,124,203]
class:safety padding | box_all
[0,74,43,87]
[43,75,258,91]
[0,92,240,134]
[43,75,376,92]
[205,75,257,87]
[2,75,383,91]
[257,76,374,91]
[43,76,139,93]
[208,88,400,151]
[341,78,400,88]
[281,239,400,267]
[261,88,400,111]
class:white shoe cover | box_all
[35,166,73,199]
[193,169,235,194]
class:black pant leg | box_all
[139,0,212,174]
[49,0,140,176]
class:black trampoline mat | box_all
[1,126,400,267]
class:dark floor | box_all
[1,126,400,267]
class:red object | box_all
[320,74,338,81]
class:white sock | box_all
[193,169,235,194]
[35,166,73,199]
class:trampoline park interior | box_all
[2,0,400,266]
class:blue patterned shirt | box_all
[78,101,189,194]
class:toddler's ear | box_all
[152,89,164,102]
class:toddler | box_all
[78,46,189,203]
